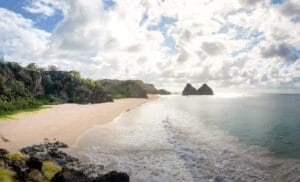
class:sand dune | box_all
[0,95,158,152]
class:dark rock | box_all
[11,160,28,182]
[0,148,9,155]
[50,171,64,182]
[197,84,213,95]
[182,83,198,95]
[27,169,48,182]
[27,157,43,171]
[0,156,9,168]
[21,142,77,165]
[51,168,89,182]
[95,171,130,182]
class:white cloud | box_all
[0,0,300,93]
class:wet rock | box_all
[27,169,48,182]
[95,171,130,182]
[11,160,28,182]
[27,157,43,171]
[21,142,77,165]
[0,148,9,156]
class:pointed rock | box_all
[182,83,198,95]
[197,84,213,95]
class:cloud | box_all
[201,42,226,56]
[239,0,265,6]
[23,0,66,16]
[1,0,300,92]
[278,0,300,17]
[0,8,50,63]
[261,43,299,61]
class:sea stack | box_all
[182,83,198,95]
[182,83,214,95]
[197,84,214,95]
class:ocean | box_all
[73,94,300,181]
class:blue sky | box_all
[0,0,299,92]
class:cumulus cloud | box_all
[278,0,300,17]
[261,43,299,61]
[23,0,66,16]
[201,42,226,56]
[239,0,265,6]
[1,0,300,92]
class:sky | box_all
[0,0,300,93]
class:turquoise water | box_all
[170,94,300,158]
[75,94,300,181]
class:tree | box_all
[48,65,59,71]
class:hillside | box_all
[100,80,170,99]
[0,61,170,115]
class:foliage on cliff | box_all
[100,80,170,99]
[100,80,148,99]
[0,61,112,115]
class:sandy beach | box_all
[0,95,158,152]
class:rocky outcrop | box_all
[182,83,198,95]
[197,84,214,95]
[0,141,129,182]
[182,83,214,95]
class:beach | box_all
[0,95,158,152]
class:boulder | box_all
[197,84,213,95]
[27,169,48,182]
[182,83,198,95]
[26,157,43,171]
[0,148,9,156]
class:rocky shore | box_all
[0,141,129,182]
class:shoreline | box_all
[0,95,159,152]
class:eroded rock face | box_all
[182,83,198,95]
[197,84,214,95]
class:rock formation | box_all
[197,84,214,95]
[182,83,198,95]
[0,141,129,182]
[182,83,214,95]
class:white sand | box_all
[0,95,158,152]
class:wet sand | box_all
[0,95,158,152]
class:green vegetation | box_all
[100,80,148,99]
[0,167,14,182]
[100,80,170,99]
[5,152,24,160]
[42,161,62,180]
[0,61,170,115]
[0,61,112,116]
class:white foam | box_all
[73,97,300,182]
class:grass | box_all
[0,167,15,182]
[42,161,62,180]
[0,106,51,120]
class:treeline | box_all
[100,80,170,99]
[0,61,170,115]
